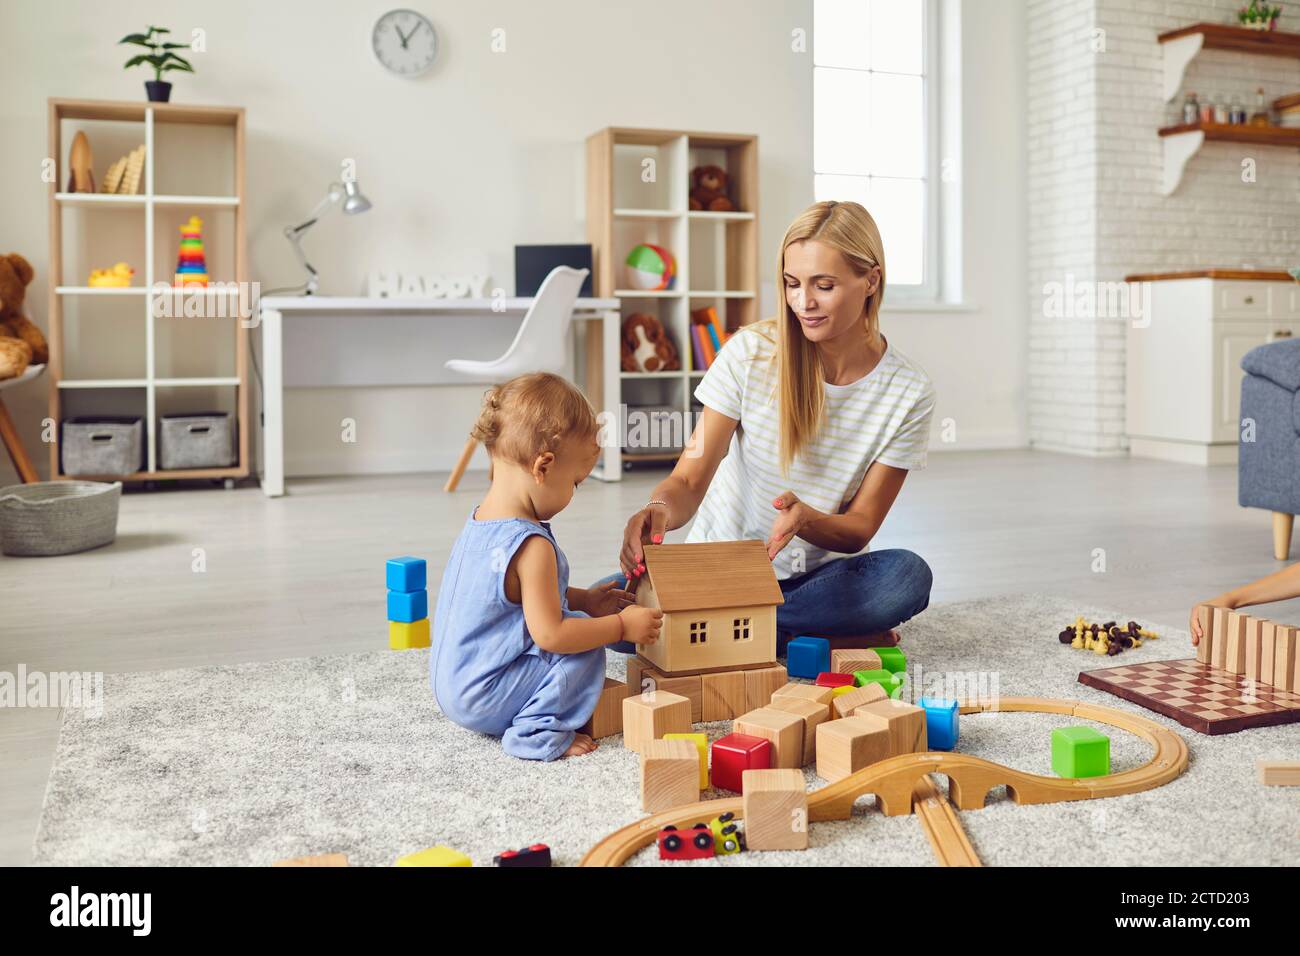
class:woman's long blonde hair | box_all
[766,200,886,473]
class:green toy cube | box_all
[853,669,903,698]
[875,647,907,674]
[1051,726,1110,778]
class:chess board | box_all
[1078,658,1300,735]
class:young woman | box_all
[604,200,935,648]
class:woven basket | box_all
[0,481,121,557]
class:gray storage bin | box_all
[622,404,687,454]
[62,417,144,476]
[159,412,236,470]
[0,480,121,556]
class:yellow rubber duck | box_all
[88,262,134,288]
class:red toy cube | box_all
[816,672,855,688]
[710,733,772,793]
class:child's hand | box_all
[618,605,663,645]
[585,580,635,618]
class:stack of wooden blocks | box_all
[1197,606,1299,690]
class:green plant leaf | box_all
[122,53,152,69]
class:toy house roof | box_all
[639,540,784,613]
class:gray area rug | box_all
[31,596,1300,866]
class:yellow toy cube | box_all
[395,845,471,867]
[389,618,430,650]
[664,731,709,789]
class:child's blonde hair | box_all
[471,372,598,467]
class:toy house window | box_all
[689,621,708,644]
[733,617,751,641]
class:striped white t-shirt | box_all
[687,323,935,581]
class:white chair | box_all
[442,265,590,492]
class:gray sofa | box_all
[1239,337,1300,559]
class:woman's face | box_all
[782,239,880,344]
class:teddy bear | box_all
[689,165,735,212]
[0,253,48,380]
[620,313,681,373]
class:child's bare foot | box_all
[563,732,598,757]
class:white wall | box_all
[0,0,1030,484]
[1027,0,1300,455]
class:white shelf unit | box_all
[587,127,759,467]
[47,98,248,482]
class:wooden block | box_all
[1195,605,1213,665]
[741,768,808,851]
[622,690,691,753]
[853,698,928,755]
[734,707,804,768]
[771,682,834,708]
[831,648,882,675]
[700,670,747,721]
[831,682,888,719]
[626,656,651,696]
[1258,760,1300,786]
[765,695,829,764]
[640,739,700,812]
[1258,620,1276,687]
[664,732,709,789]
[273,852,348,867]
[580,677,627,739]
[642,667,702,722]
[744,664,788,711]
[1274,625,1298,691]
[1211,607,1230,670]
[816,715,891,782]
[1242,616,1263,686]
[1224,612,1247,675]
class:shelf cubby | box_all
[47,98,249,483]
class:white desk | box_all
[256,296,622,496]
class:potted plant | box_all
[1238,1,1283,30]
[119,26,194,102]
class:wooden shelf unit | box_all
[1158,120,1300,146]
[586,127,759,466]
[47,98,248,483]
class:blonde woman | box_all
[600,200,935,651]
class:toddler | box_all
[430,372,663,760]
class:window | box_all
[733,617,751,642]
[813,0,938,296]
[690,621,708,645]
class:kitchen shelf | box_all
[1159,23,1300,102]
[1159,121,1300,194]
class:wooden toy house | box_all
[633,540,783,675]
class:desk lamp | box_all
[283,180,372,295]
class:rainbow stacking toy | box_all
[174,215,209,287]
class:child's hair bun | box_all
[469,373,597,466]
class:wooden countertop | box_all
[1123,269,1295,283]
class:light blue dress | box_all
[430,511,607,761]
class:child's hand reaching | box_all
[619,605,664,645]
[584,580,636,617]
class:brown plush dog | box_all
[620,313,681,373]
[689,165,734,212]
[0,253,48,379]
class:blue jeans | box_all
[593,549,932,655]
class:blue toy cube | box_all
[786,636,831,679]
[387,588,428,623]
[918,697,960,751]
[386,556,427,593]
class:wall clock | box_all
[372,9,438,77]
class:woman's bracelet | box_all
[646,499,668,511]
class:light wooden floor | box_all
[2,449,1296,865]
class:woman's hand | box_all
[620,502,670,579]
[583,580,635,617]
[766,491,816,560]
[1188,596,1236,645]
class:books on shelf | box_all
[689,307,731,371]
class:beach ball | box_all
[625,243,676,291]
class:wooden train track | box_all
[912,776,981,866]
[579,696,1188,867]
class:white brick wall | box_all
[1027,0,1300,455]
